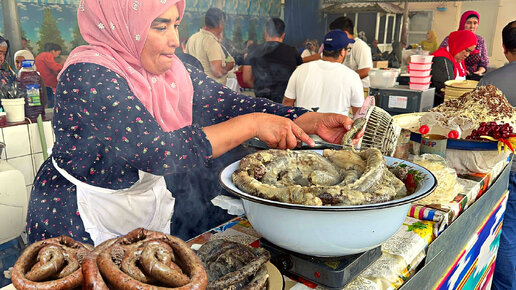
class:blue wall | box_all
[284,0,326,51]
[0,0,281,54]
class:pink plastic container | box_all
[408,68,432,77]
[409,62,432,70]
[410,75,432,83]
[409,82,431,90]
[410,54,434,63]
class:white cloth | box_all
[455,63,466,81]
[225,77,240,92]
[344,38,373,88]
[284,60,364,116]
[210,195,245,216]
[52,158,175,246]
[300,49,315,58]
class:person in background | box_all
[186,7,234,85]
[418,30,439,53]
[242,18,302,103]
[358,31,368,43]
[35,43,63,108]
[388,40,402,68]
[439,11,488,79]
[478,20,516,290]
[0,35,16,87]
[175,37,203,72]
[21,37,28,50]
[300,39,318,58]
[14,50,35,71]
[430,30,477,106]
[371,39,382,60]
[331,17,373,89]
[26,0,355,245]
[282,30,363,116]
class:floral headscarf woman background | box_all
[439,10,489,78]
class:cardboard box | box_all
[373,60,389,68]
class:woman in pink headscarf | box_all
[439,10,489,78]
[26,0,354,246]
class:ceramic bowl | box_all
[219,150,437,257]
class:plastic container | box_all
[17,60,44,122]
[0,112,6,126]
[409,62,433,70]
[409,82,431,90]
[0,98,25,123]
[408,68,432,77]
[369,69,400,88]
[410,75,432,83]
[410,54,434,63]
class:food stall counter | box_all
[185,157,510,289]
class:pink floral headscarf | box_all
[60,0,193,132]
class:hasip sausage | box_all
[11,235,93,290]
[85,228,208,289]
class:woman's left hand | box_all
[473,67,486,75]
[294,112,353,144]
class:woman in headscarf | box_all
[439,10,488,78]
[431,30,478,106]
[0,35,16,87]
[13,50,35,71]
[418,30,438,53]
[301,39,319,58]
[26,0,354,246]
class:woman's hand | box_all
[294,112,353,144]
[253,113,313,149]
[203,113,314,158]
[473,67,486,75]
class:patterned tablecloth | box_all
[187,157,510,290]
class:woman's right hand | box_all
[251,113,314,149]
[203,113,314,158]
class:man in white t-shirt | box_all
[282,30,364,116]
[330,17,373,88]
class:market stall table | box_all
[186,156,511,289]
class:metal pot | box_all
[219,151,436,257]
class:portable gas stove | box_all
[260,239,382,289]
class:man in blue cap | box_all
[282,30,364,116]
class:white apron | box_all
[52,158,175,246]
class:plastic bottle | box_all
[17,60,45,121]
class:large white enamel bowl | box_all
[219,151,437,257]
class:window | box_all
[407,11,434,46]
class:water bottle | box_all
[17,60,44,121]
[416,44,423,55]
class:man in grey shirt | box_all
[479,19,516,290]
[479,21,516,104]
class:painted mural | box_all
[0,0,281,55]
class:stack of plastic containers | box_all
[408,55,433,90]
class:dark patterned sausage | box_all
[197,239,271,290]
